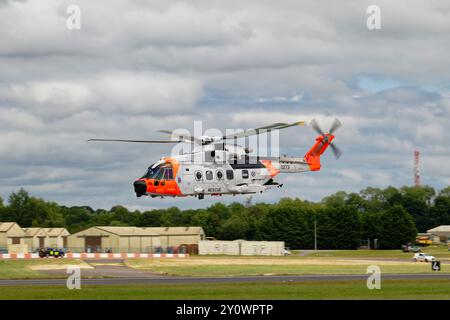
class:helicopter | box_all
[88,119,342,200]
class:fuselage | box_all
[133,144,313,199]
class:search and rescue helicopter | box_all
[88,119,342,199]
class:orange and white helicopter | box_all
[88,119,342,199]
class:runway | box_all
[1,273,450,286]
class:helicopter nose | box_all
[133,180,147,197]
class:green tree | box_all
[322,191,347,207]
[209,203,232,221]
[30,198,65,227]
[430,187,450,226]
[317,205,361,249]
[137,210,163,227]
[5,188,33,226]
[359,187,385,213]
[191,209,221,237]
[399,186,436,232]
[61,206,93,232]
[378,205,417,249]
[160,207,192,226]
[260,203,314,248]
[2,189,64,227]
[0,196,4,221]
[218,214,249,240]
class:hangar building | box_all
[0,222,25,246]
[67,226,161,253]
[42,228,70,248]
[23,228,49,250]
[146,227,205,247]
[67,226,205,253]
[0,222,26,253]
[427,225,450,243]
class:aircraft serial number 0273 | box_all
[88,119,342,200]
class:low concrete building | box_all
[0,222,26,249]
[199,240,285,256]
[199,240,241,255]
[240,241,285,256]
[427,225,450,243]
[42,228,70,248]
[145,227,205,247]
[23,228,49,250]
[67,226,161,253]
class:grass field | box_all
[125,261,449,277]
[124,246,450,277]
[1,248,449,299]
[0,259,88,279]
[305,245,450,259]
[0,279,450,300]
[1,247,448,280]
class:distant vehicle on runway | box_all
[413,252,435,262]
[38,247,65,258]
[402,244,421,253]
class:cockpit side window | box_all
[163,168,174,180]
[153,167,164,180]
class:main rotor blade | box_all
[329,118,342,134]
[221,120,305,140]
[87,139,181,143]
[309,119,324,135]
[330,143,342,159]
[157,130,202,144]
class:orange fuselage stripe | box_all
[261,160,280,178]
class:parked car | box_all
[413,252,435,262]
[401,244,421,253]
[38,247,65,258]
[415,235,432,246]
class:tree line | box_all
[0,185,449,249]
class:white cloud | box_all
[0,71,203,116]
[0,0,449,209]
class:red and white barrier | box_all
[0,253,188,259]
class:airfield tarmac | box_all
[2,274,450,286]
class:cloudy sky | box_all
[1,0,449,210]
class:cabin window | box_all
[242,170,249,179]
[163,168,174,180]
[206,170,213,180]
[195,171,203,181]
[226,170,234,180]
[216,170,224,180]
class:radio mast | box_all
[414,150,420,186]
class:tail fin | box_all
[304,134,335,171]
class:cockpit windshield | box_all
[141,163,173,180]
[142,163,159,179]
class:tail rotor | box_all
[309,118,342,159]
